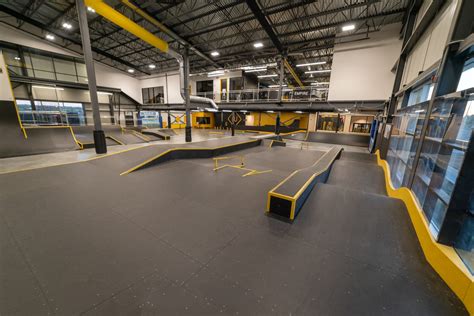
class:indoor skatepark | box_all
[0,0,473,315]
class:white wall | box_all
[0,23,142,102]
[328,23,403,101]
[139,72,182,103]
[0,52,14,101]
[400,0,458,86]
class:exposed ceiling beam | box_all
[0,4,150,75]
[124,0,220,68]
[245,0,284,54]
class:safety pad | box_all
[267,146,343,220]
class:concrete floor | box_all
[0,138,465,315]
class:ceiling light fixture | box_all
[268,84,287,88]
[45,34,55,41]
[294,111,303,114]
[310,82,330,85]
[342,24,355,31]
[14,56,21,61]
[253,42,264,48]
[87,6,95,13]
[127,69,135,73]
[266,110,274,113]
[207,70,225,77]
[210,51,220,57]
[296,61,326,67]
[62,22,72,29]
[32,85,64,91]
[257,74,278,78]
[305,70,331,74]
[148,64,156,69]
[245,68,267,73]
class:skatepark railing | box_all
[195,87,328,103]
[20,110,70,126]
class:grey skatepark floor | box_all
[0,138,466,315]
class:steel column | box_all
[76,0,106,154]
[278,56,284,103]
[183,47,192,142]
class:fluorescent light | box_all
[316,88,329,90]
[310,82,330,85]
[342,24,355,31]
[62,22,72,29]
[241,63,276,70]
[257,74,278,78]
[208,70,225,77]
[266,110,274,113]
[294,111,303,114]
[45,34,55,41]
[148,64,156,69]
[268,84,287,88]
[14,56,21,61]
[222,110,232,113]
[205,108,218,112]
[98,91,113,96]
[32,85,64,91]
[87,6,95,13]
[253,42,264,48]
[296,61,326,67]
[127,69,135,73]
[245,68,267,73]
[305,70,331,74]
[210,51,220,56]
[240,110,248,113]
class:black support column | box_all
[183,46,192,142]
[76,0,106,154]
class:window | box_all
[196,117,210,124]
[196,80,213,93]
[142,86,164,104]
[407,81,434,107]
[457,57,474,92]
[317,114,344,132]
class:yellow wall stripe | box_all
[375,150,473,315]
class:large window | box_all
[1,43,88,84]
[16,99,85,126]
[142,86,164,104]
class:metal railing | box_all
[195,87,328,103]
[19,110,85,126]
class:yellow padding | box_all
[375,150,473,315]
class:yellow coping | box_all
[106,135,125,145]
[132,130,151,141]
[375,150,473,315]
[279,130,307,136]
[120,139,260,176]
[0,143,153,175]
